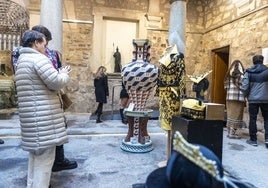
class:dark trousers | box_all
[96,103,103,116]
[248,103,268,141]
[55,145,64,162]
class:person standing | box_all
[31,25,77,172]
[241,55,268,148]
[14,30,70,187]
[224,60,245,139]
[12,25,77,172]
[93,66,109,123]
[119,83,130,124]
[0,139,4,144]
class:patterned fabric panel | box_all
[122,61,158,92]
[157,52,186,130]
[128,89,151,111]
[159,89,180,130]
[180,107,205,120]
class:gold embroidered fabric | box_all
[157,45,186,130]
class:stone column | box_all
[169,0,186,54]
[40,0,62,53]
[146,0,162,29]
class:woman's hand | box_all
[59,65,72,74]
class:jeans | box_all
[248,103,268,141]
[27,146,56,188]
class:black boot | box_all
[120,109,127,124]
[96,103,103,123]
[0,139,4,144]
[96,114,103,123]
[52,145,78,172]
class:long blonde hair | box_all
[93,66,107,79]
[224,60,245,88]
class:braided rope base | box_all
[120,140,154,153]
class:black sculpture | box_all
[192,78,209,101]
[188,70,212,101]
[113,47,121,73]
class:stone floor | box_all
[0,113,268,188]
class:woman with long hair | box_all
[224,60,245,139]
[93,66,109,123]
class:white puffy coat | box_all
[15,47,69,153]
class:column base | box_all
[120,139,154,153]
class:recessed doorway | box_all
[103,19,138,72]
[211,46,229,105]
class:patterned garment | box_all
[46,48,61,69]
[157,52,186,131]
[11,47,61,71]
[226,100,244,128]
[224,74,244,102]
[121,61,158,92]
[11,46,21,72]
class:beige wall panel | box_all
[103,19,137,73]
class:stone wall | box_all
[25,0,268,116]
[186,0,268,96]
[61,0,171,113]
[62,24,93,113]
[183,0,268,134]
[203,0,268,68]
[185,0,268,132]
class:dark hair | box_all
[31,25,52,41]
[21,30,45,48]
[253,55,264,65]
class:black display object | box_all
[172,115,224,161]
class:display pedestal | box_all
[172,115,224,161]
[120,109,154,153]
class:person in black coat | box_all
[119,83,130,124]
[94,66,109,123]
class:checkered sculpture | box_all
[120,39,158,152]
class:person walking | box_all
[93,66,109,123]
[0,139,4,144]
[241,55,268,148]
[224,60,245,139]
[119,83,130,124]
[14,30,70,187]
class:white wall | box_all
[104,19,137,73]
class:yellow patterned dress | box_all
[157,47,186,131]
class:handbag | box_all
[60,90,73,110]
[180,98,205,119]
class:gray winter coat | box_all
[15,47,69,153]
[241,64,268,103]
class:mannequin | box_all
[157,44,186,162]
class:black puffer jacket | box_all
[241,64,268,103]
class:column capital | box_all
[170,0,187,4]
